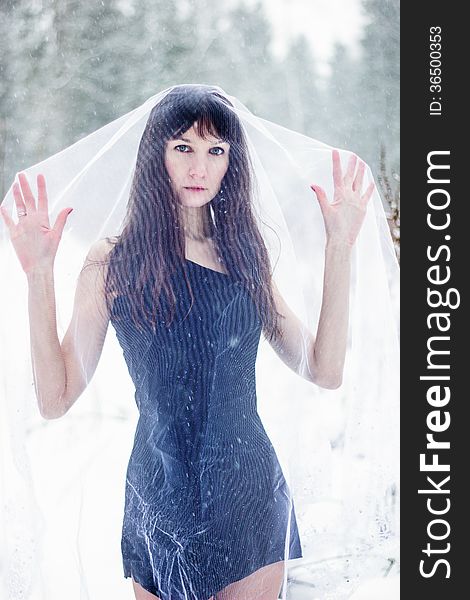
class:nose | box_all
[188,155,207,179]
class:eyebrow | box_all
[175,136,227,144]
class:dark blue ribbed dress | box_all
[110,258,302,599]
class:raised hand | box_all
[0,173,73,274]
[310,149,375,247]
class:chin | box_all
[178,191,214,208]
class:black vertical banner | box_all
[401,3,465,597]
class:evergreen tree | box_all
[323,43,363,155]
[358,0,399,173]
[209,0,279,114]
[0,1,15,197]
[0,1,55,183]
[116,0,197,102]
[46,0,130,145]
[278,35,323,138]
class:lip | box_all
[184,186,207,191]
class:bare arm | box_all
[267,150,375,389]
[1,173,112,419]
[27,240,111,419]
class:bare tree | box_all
[377,144,400,264]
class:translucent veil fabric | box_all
[0,84,399,599]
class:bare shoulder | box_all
[79,237,119,295]
[77,238,119,312]
[86,236,118,262]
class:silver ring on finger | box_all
[17,209,27,217]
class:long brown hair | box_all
[103,84,283,342]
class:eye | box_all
[175,144,191,153]
[209,147,225,156]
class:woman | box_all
[1,85,374,599]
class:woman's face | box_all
[164,123,230,208]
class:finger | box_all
[310,184,329,217]
[18,173,36,212]
[344,153,358,184]
[0,205,15,231]
[361,181,375,208]
[37,174,48,213]
[332,149,343,189]
[52,207,73,236]
[353,161,366,193]
[12,182,26,214]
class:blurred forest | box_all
[0,0,399,208]
[0,3,400,596]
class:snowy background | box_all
[0,1,400,598]
[0,0,399,198]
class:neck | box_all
[181,205,212,241]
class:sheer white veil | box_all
[0,84,399,599]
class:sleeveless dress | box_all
[110,258,303,599]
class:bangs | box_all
[164,87,239,144]
[191,113,225,141]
